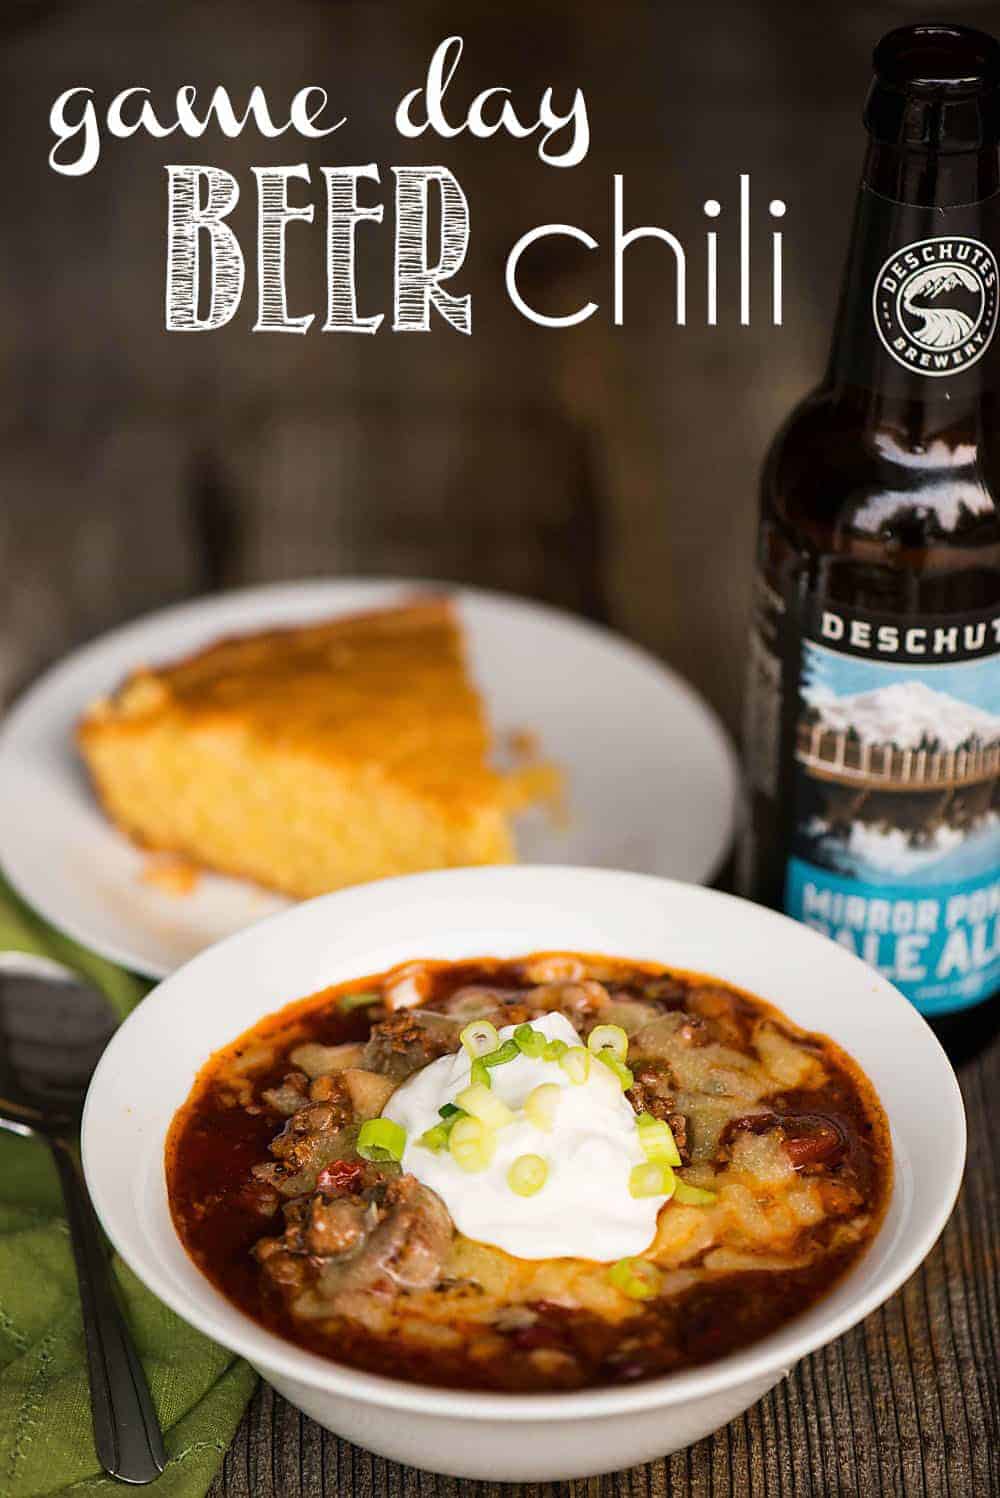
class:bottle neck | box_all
[825,139,1000,442]
[862,137,999,205]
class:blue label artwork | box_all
[784,628,1000,1015]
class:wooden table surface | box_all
[205,978,1000,1498]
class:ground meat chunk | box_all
[257,1191,372,1269]
[253,1237,309,1288]
[271,1098,351,1161]
[304,1196,370,1257]
[362,1011,458,1080]
[261,1071,310,1116]
[335,1175,453,1298]
[626,1066,689,1161]
[255,1170,453,1312]
[257,1089,357,1195]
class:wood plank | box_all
[221,401,606,618]
[0,423,202,704]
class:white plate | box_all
[0,580,738,976]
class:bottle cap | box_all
[865,23,1000,150]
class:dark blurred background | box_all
[6,0,1000,734]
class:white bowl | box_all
[82,867,965,1482]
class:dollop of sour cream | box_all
[383,1011,666,1260]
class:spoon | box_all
[0,954,166,1484]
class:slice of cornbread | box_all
[78,599,520,898]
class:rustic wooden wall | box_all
[3,0,1000,729]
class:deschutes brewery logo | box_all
[872,235,999,376]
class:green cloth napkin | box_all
[0,876,258,1498]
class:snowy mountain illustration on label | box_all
[899,265,983,351]
[803,679,1000,754]
[795,680,1000,877]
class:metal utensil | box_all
[0,954,166,1484]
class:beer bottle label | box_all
[836,186,1000,395]
[746,583,1000,1015]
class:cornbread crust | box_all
[77,600,517,897]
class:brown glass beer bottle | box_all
[740,24,1000,1026]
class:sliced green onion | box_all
[596,1052,634,1091]
[608,1257,663,1300]
[455,1082,514,1130]
[559,1046,592,1086]
[507,1154,549,1197]
[543,1037,569,1061]
[636,1114,682,1166]
[421,1105,470,1151]
[449,1115,496,1172]
[339,990,381,1012]
[587,1024,629,1062]
[628,1161,676,1199]
[483,1038,520,1068]
[356,1117,407,1162]
[673,1178,717,1206]
[418,1123,450,1152]
[460,1019,500,1058]
[470,1057,492,1090]
[524,1082,561,1132]
[513,1023,546,1057]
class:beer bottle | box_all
[740,23,1000,1034]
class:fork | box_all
[0,955,166,1484]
